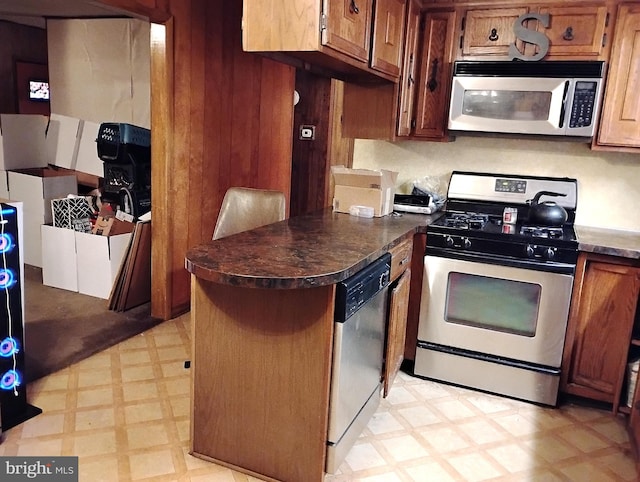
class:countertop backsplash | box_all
[353,136,640,232]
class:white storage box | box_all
[41,224,132,299]
[75,120,103,178]
[76,230,132,299]
[46,113,83,170]
[332,166,398,217]
[0,114,49,170]
[42,224,78,292]
[8,167,77,223]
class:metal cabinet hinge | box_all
[321,13,327,31]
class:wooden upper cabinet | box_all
[370,0,407,77]
[461,8,529,58]
[536,5,609,58]
[397,0,421,136]
[243,0,406,82]
[458,4,608,61]
[323,0,373,63]
[597,3,640,149]
[414,10,457,138]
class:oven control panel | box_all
[495,179,526,193]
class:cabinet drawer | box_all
[388,238,413,281]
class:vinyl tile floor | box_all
[0,313,637,481]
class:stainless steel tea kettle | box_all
[526,191,568,226]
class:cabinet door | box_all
[397,0,421,136]
[384,268,410,397]
[414,10,456,138]
[461,8,529,58]
[536,5,608,58]
[597,4,640,148]
[629,370,640,458]
[370,0,407,77]
[561,254,640,409]
[324,0,373,63]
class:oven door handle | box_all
[425,247,576,275]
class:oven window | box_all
[462,90,552,121]
[445,272,541,336]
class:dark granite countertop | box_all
[576,225,640,260]
[185,209,442,289]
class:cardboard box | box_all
[42,224,78,291]
[76,230,132,299]
[8,167,77,223]
[332,166,399,217]
[41,224,132,299]
[0,114,49,171]
[75,120,104,178]
[45,113,83,170]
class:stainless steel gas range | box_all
[414,171,579,406]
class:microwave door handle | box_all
[559,81,571,128]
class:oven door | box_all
[418,254,574,368]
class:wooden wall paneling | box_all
[257,58,295,206]
[189,0,206,259]
[140,0,296,319]
[200,0,225,241]
[290,72,353,217]
[150,19,175,320]
[167,0,194,316]
[291,71,332,217]
[0,21,48,114]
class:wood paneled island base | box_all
[190,277,336,482]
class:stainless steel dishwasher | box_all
[326,252,391,473]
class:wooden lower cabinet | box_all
[384,268,411,396]
[561,252,640,414]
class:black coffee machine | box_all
[96,122,151,218]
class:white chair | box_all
[212,187,286,240]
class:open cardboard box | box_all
[332,166,398,217]
[42,223,134,298]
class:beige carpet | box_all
[22,265,162,382]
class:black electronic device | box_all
[0,204,42,430]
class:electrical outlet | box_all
[299,125,315,140]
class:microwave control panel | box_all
[569,81,597,128]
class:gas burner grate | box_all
[520,225,565,239]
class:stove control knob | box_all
[545,247,556,260]
[526,245,536,258]
[463,237,472,249]
[445,236,455,247]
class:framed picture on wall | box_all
[15,61,50,115]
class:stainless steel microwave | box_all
[448,61,606,138]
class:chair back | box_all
[213,187,286,240]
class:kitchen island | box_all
[184,209,441,482]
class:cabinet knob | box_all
[349,0,360,15]
[489,28,499,41]
[563,26,574,41]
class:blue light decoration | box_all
[0,232,14,254]
[0,269,16,289]
[0,337,19,357]
[0,369,21,390]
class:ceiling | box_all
[0,0,137,28]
